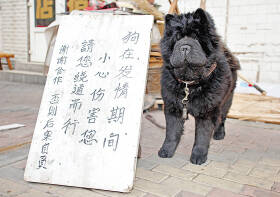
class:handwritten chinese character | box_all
[120,48,134,59]
[59,44,69,55]
[87,108,100,123]
[69,98,82,113]
[107,106,125,124]
[122,31,139,44]
[115,66,133,79]
[76,56,92,67]
[103,133,119,151]
[81,39,94,53]
[71,84,84,95]
[41,143,50,154]
[42,130,52,141]
[57,56,67,65]
[74,71,88,83]
[90,88,105,101]
[114,82,129,99]
[48,105,57,116]
[50,94,60,104]
[95,71,109,78]
[55,67,65,75]
[38,155,47,169]
[79,130,98,145]
[62,118,79,135]
[98,53,110,63]
[43,118,54,129]
[53,76,63,85]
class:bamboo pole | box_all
[168,0,179,14]
[168,0,180,14]
[238,72,267,95]
[200,0,206,10]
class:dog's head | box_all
[160,8,220,82]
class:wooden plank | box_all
[24,14,154,192]
[149,57,162,63]
[0,124,25,131]
[150,51,161,57]
[151,43,160,52]
[228,93,280,125]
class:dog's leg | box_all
[190,116,215,165]
[213,121,225,140]
[158,108,184,158]
[213,92,233,140]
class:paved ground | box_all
[1,81,280,197]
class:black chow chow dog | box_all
[159,8,240,165]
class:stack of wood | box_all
[228,93,280,124]
[149,44,162,67]
[146,44,163,95]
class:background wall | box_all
[0,3,3,52]
[0,0,29,63]
[156,0,280,83]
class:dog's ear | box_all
[165,14,175,26]
[193,8,208,25]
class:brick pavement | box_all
[1,81,280,197]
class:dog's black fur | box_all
[159,8,240,165]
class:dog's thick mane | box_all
[161,9,240,72]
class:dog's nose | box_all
[180,45,191,56]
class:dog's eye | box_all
[176,33,182,40]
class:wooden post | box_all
[0,58,2,70]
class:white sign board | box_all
[24,14,154,192]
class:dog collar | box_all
[176,62,217,85]
[177,79,196,85]
[179,62,217,106]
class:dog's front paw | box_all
[190,147,208,165]
[158,140,178,158]
[158,147,175,158]
[213,131,225,140]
